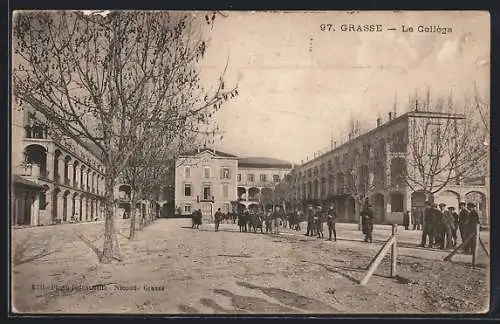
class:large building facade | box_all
[279,111,489,226]
[174,148,238,222]
[12,104,106,226]
[172,149,294,220]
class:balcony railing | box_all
[64,178,70,186]
[80,183,85,190]
[237,181,278,188]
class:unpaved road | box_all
[11,219,490,314]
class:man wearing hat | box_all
[360,201,374,243]
[316,205,325,239]
[442,205,455,249]
[465,203,480,254]
[448,206,459,247]
[458,202,468,248]
[419,201,434,248]
[326,203,337,241]
[432,203,445,249]
[305,204,314,236]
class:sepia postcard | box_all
[10,10,490,315]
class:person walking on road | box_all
[326,203,337,241]
[458,202,468,247]
[214,208,223,232]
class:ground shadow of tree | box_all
[76,231,122,262]
[12,235,60,267]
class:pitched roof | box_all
[12,175,44,189]
[179,147,238,158]
[238,157,293,169]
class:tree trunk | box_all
[101,176,116,263]
[129,192,138,240]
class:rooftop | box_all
[300,110,466,168]
[238,157,293,169]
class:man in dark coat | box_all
[326,203,337,241]
[442,205,455,249]
[465,203,480,254]
[316,205,324,239]
[433,203,445,248]
[214,208,223,232]
[361,203,374,243]
[403,210,410,230]
[419,201,434,247]
[448,206,459,247]
[458,202,469,247]
[305,204,314,236]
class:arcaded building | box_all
[12,103,106,226]
[236,157,293,212]
[280,111,489,226]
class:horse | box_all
[249,213,263,233]
[238,213,249,232]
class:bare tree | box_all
[403,90,488,198]
[13,11,238,263]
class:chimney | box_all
[348,133,352,140]
[388,112,392,121]
[301,159,304,164]
[376,118,381,127]
[334,141,337,148]
[197,146,200,153]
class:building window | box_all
[237,174,242,182]
[221,167,230,179]
[184,204,192,213]
[39,191,46,210]
[204,167,211,178]
[222,184,228,198]
[260,174,267,182]
[273,175,280,183]
[184,183,192,197]
[203,186,212,200]
[247,174,255,182]
[185,167,190,178]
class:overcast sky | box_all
[197,11,490,164]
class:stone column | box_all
[57,157,65,185]
[46,152,55,182]
[96,199,101,220]
[67,163,74,187]
[66,195,73,222]
[81,196,87,221]
[75,166,81,189]
[74,196,81,221]
[82,169,88,191]
[31,194,40,226]
[56,192,64,222]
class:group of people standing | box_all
[304,203,338,241]
[419,201,480,252]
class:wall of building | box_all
[175,151,238,219]
[14,104,106,226]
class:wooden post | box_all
[390,224,397,277]
[443,232,474,262]
[359,235,396,285]
[472,223,480,266]
[479,236,489,257]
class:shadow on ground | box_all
[177,282,339,314]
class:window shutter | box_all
[220,168,223,180]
